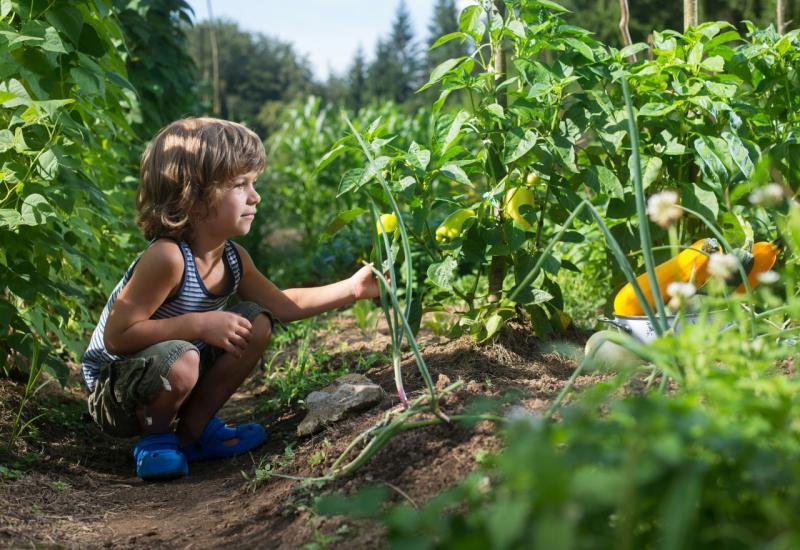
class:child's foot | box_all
[133,433,188,481]
[182,416,267,462]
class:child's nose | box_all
[249,189,260,204]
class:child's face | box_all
[199,171,261,238]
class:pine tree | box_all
[427,0,466,72]
[389,0,420,103]
[346,46,368,111]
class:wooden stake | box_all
[684,0,698,31]
[777,0,785,34]
[488,0,507,303]
[618,0,636,62]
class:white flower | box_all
[757,270,779,285]
[707,253,739,280]
[749,184,785,207]
[647,190,682,228]
[666,281,696,310]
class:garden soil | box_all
[0,316,602,549]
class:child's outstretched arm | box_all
[234,244,381,323]
[104,241,254,358]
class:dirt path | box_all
[0,318,595,548]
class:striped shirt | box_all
[81,239,243,391]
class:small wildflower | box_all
[666,281,696,311]
[647,190,682,228]
[708,253,739,280]
[757,270,779,285]
[749,183,785,207]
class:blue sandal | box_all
[182,416,267,462]
[133,433,188,481]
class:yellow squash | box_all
[613,238,720,316]
[735,240,780,293]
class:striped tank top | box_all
[81,239,243,391]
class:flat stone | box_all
[297,374,385,437]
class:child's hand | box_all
[350,263,387,300]
[197,311,252,358]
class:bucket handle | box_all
[599,317,633,334]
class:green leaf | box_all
[694,137,729,188]
[619,43,650,59]
[337,167,365,197]
[564,37,594,61]
[459,5,485,43]
[535,0,569,12]
[504,128,537,164]
[407,141,430,171]
[0,0,11,18]
[638,102,678,117]
[486,103,505,119]
[0,129,13,153]
[640,156,663,189]
[683,183,719,221]
[314,142,351,176]
[700,55,724,72]
[507,20,525,38]
[439,110,470,156]
[722,131,754,179]
[427,256,458,291]
[440,164,471,186]
[42,26,68,53]
[20,194,55,227]
[687,42,704,65]
[323,207,366,239]
[0,209,22,229]
[585,165,623,198]
[430,31,466,50]
[421,57,466,92]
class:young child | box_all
[81,117,381,481]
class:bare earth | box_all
[0,316,599,549]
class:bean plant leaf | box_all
[585,165,623,198]
[20,194,55,227]
[420,57,466,92]
[683,182,719,221]
[427,256,458,291]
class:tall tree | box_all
[367,1,420,104]
[347,46,369,111]
[186,21,314,136]
[427,0,466,71]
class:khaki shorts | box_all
[87,301,275,438]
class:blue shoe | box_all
[182,416,267,462]
[133,433,188,481]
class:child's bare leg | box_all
[136,350,200,435]
[176,313,272,446]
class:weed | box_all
[6,338,50,452]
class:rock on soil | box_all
[297,373,385,436]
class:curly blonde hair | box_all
[136,117,266,240]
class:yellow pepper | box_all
[504,187,535,231]
[376,213,398,235]
[435,209,475,243]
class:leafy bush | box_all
[0,0,195,383]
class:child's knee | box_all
[250,313,272,351]
[167,350,200,397]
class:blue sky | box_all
[185,1,470,80]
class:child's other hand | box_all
[350,263,387,300]
[197,311,252,358]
